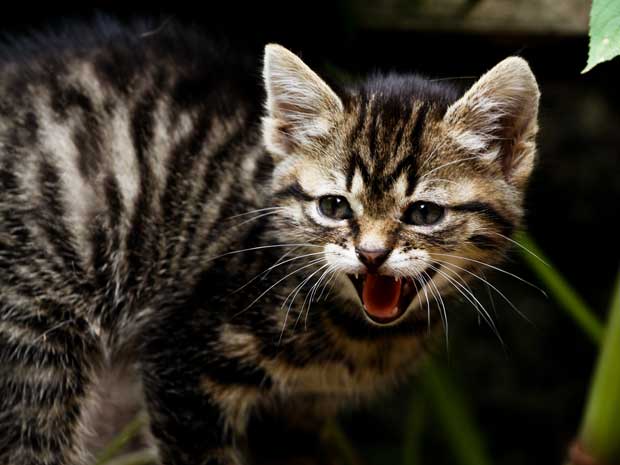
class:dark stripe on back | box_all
[104,174,124,226]
[0,145,19,192]
[37,157,85,278]
[91,174,124,323]
[181,148,274,272]
[178,130,249,265]
[124,91,157,300]
[160,109,213,266]
[50,84,104,179]
[0,330,85,373]
[161,110,212,220]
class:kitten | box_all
[0,19,539,465]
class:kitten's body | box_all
[0,19,539,465]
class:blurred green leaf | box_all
[578,270,620,463]
[583,0,620,72]
[95,413,148,465]
[402,388,426,465]
[419,363,492,465]
[322,418,366,465]
[101,450,157,465]
[515,231,603,344]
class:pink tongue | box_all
[362,274,402,319]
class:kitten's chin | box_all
[345,268,437,326]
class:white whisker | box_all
[224,207,285,220]
[482,270,498,317]
[300,264,337,330]
[432,258,533,325]
[231,250,330,294]
[491,232,549,266]
[420,270,449,349]
[262,246,301,279]
[421,259,504,346]
[420,156,480,178]
[233,258,325,318]
[321,271,340,301]
[423,270,448,343]
[207,242,322,263]
[229,211,282,228]
[280,263,330,343]
[317,269,338,302]
[428,252,547,297]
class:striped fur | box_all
[0,19,539,465]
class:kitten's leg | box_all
[0,302,100,465]
[139,317,262,465]
[141,375,254,465]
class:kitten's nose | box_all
[355,247,391,273]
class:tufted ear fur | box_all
[444,57,540,188]
[262,44,343,158]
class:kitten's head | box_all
[262,44,539,327]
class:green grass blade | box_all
[578,270,620,463]
[322,418,366,465]
[420,363,493,465]
[402,388,427,465]
[95,413,148,465]
[100,450,157,465]
[514,231,604,344]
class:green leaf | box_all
[402,388,426,465]
[583,0,620,73]
[579,270,620,463]
[95,413,148,465]
[322,418,366,465]
[514,231,604,344]
[419,363,493,465]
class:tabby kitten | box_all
[0,19,539,465]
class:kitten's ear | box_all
[444,57,540,188]
[262,44,343,157]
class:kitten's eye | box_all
[403,201,444,226]
[318,196,353,220]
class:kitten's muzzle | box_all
[355,247,391,273]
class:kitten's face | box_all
[263,45,539,326]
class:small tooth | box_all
[394,276,398,282]
[354,273,358,280]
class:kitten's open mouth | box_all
[347,269,436,325]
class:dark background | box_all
[2,3,618,465]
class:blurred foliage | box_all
[576,271,620,465]
[584,0,620,72]
[414,363,492,465]
[95,414,154,465]
[515,231,603,345]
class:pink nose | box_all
[355,247,391,272]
